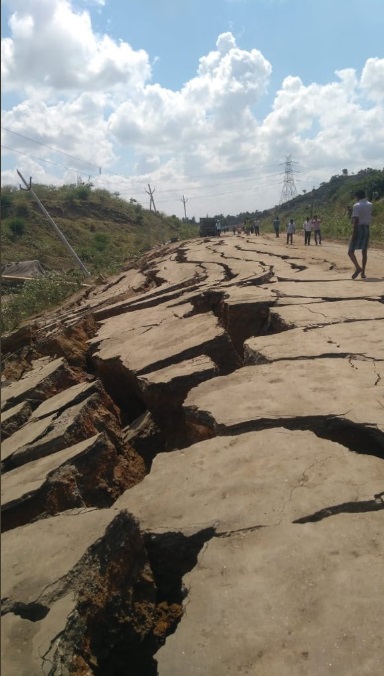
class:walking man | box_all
[303,217,312,245]
[348,189,372,279]
[286,218,295,245]
[273,216,280,237]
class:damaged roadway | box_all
[1,233,384,675]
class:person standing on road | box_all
[273,216,280,238]
[303,217,312,245]
[311,215,322,245]
[254,218,261,235]
[348,189,372,279]
[286,218,295,245]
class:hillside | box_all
[0,183,197,275]
[215,167,384,244]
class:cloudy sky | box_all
[1,0,384,220]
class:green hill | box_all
[215,167,384,245]
[1,183,197,275]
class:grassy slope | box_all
[1,184,198,275]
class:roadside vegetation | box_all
[1,271,84,333]
[0,183,197,333]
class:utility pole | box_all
[279,155,298,204]
[145,184,157,211]
[310,187,315,218]
[17,170,90,275]
[181,195,188,220]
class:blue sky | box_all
[1,0,384,219]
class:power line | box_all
[2,127,102,173]
[2,143,282,201]
[2,127,286,206]
[2,126,284,184]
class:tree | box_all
[342,168,348,176]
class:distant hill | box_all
[0,183,197,275]
[214,167,384,244]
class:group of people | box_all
[222,189,373,279]
[272,215,322,245]
[272,188,372,278]
[233,219,261,235]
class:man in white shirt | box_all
[303,217,312,245]
[348,189,372,279]
[286,219,295,245]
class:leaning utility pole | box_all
[17,170,90,275]
[145,184,157,211]
[181,195,188,220]
[279,155,298,204]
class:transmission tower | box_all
[145,184,157,211]
[279,155,298,204]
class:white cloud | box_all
[360,57,384,101]
[1,0,151,94]
[1,0,383,219]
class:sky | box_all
[1,0,384,221]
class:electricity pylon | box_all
[279,155,298,204]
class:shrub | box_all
[8,217,26,239]
[1,272,84,333]
[76,185,91,200]
[93,232,109,251]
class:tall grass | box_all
[1,272,84,333]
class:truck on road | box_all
[199,218,218,237]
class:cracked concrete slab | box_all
[29,379,98,420]
[271,279,384,300]
[1,593,76,676]
[138,354,218,393]
[184,358,384,436]
[1,508,113,607]
[1,414,57,465]
[2,388,122,471]
[156,513,384,676]
[1,433,102,511]
[1,401,32,439]
[92,309,240,375]
[270,299,384,329]
[1,357,79,411]
[115,429,384,533]
[245,319,384,363]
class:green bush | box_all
[76,185,91,200]
[8,217,26,239]
[93,232,109,251]
[1,272,84,333]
